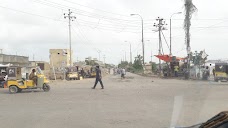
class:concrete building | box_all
[29,61,50,70]
[0,54,29,66]
[49,49,73,70]
[144,64,152,74]
[29,61,51,78]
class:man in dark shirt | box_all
[92,66,104,89]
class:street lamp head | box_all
[177,12,182,14]
[130,14,135,16]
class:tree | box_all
[118,61,128,68]
[190,51,208,66]
[184,0,197,52]
[85,60,98,66]
[133,55,143,70]
[151,62,157,72]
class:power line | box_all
[61,0,132,17]
[33,0,147,22]
[171,20,228,38]
[0,5,64,22]
[161,30,170,50]
[0,5,154,34]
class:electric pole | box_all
[125,41,132,63]
[103,55,106,67]
[64,9,76,67]
[130,43,132,63]
[154,17,167,76]
[97,50,101,61]
[170,12,182,56]
[125,51,126,62]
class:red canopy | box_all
[155,54,185,62]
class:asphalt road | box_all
[0,73,228,128]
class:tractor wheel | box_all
[9,86,18,94]
[43,84,50,92]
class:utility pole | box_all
[103,55,106,67]
[130,14,144,65]
[97,50,101,61]
[154,17,167,76]
[125,51,126,62]
[170,12,182,55]
[125,41,132,63]
[130,43,132,63]
[64,9,76,67]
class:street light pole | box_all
[130,43,132,63]
[131,14,144,65]
[97,50,101,61]
[125,41,132,63]
[170,12,182,56]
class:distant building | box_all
[29,61,50,71]
[144,64,152,74]
[49,49,73,69]
[0,54,29,66]
[74,61,86,67]
[28,61,51,78]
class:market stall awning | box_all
[155,54,185,62]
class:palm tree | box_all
[184,0,197,52]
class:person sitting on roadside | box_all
[29,69,37,86]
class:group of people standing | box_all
[113,68,126,79]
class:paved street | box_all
[1,73,228,128]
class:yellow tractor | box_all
[65,67,80,80]
[7,66,50,94]
[214,63,228,82]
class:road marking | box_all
[170,95,183,128]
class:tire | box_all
[43,84,50,92]
[9,86,18,94]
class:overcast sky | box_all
[1,0,228,64]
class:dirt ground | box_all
[0,73,228,128]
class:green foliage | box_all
[133,55,143,70]
[117,55,144,73]
[118,61,128,68]
[85,60,98,66]
[151,62,157,72]
[190,51,208,66]
[184,0,197,50]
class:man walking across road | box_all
[92,65,104,89]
